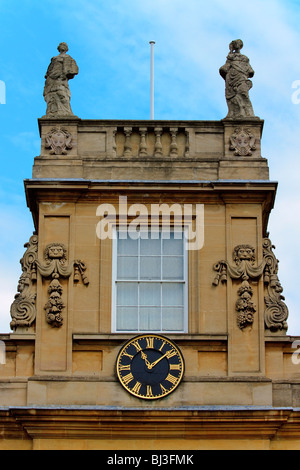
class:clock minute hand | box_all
[148,352,169,370]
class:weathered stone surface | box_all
[220,39,257,119]
[43,43,78,117]
[33,118,268,180]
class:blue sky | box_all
[1,0,300,334]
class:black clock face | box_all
[116,335,184,400]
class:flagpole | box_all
[149,41,155,120]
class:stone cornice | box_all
[24,178,277,233]
[0,406,297,443]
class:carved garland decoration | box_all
[213,239,289,332]
[10,237,89,329]
[35,243,89,328]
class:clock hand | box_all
[141,351,152,369]
[148,352,169,370]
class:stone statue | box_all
[219,40,256,119]
[43,42,79,117]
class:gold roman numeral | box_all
[132,340,142,352]
[146,385,154,398]
[159,341,166,352]
[160,384,168,394]
[166,349,177,359]
[132,381,142,394]
[169,364,181,370]
[146,337,154,349]
[166,374,178,385]
[119,364,131,371]
[122,351,134,360]
[122,373,134,385]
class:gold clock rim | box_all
[116,334,185,400]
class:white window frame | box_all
[111,227,189,334]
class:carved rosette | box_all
[45,127,73,155]
[229,127,256,156]
[35,242,89,328]
[213,239,289,333]
[10,234,38,330]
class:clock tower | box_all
[1,42,300,450]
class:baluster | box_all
[139,127,148,157]
[154,127,163,157]
[170,128,178,157]
[112,128,117,158]
[124,127,132,157]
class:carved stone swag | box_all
[10,236,89,330]
[213,238,289,332]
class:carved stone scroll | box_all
[263,238,289,332]
[35,243,89,328]
[10,234,38,330]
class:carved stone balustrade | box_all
[34,118,268,181]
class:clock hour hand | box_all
[141,351,152,369]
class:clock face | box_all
[116,334,184,400]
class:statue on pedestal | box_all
[43,42,79,117]
[220,39,256,119]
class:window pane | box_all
[140,256,161,280]
[140,283,161,306]
[140,237,161,255]
[163,233,183,255]
[117,283,138,306]
[117,256,138,279]
[140,307,161,331]
[162,284,184,306]
[162,256,183,279]
[116,307,138,331]
[118,236,138,255]
[162,307,184,331]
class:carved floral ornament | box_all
[10,236,89,330]
[213,239,289,332]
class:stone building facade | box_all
[1,42,300,450]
